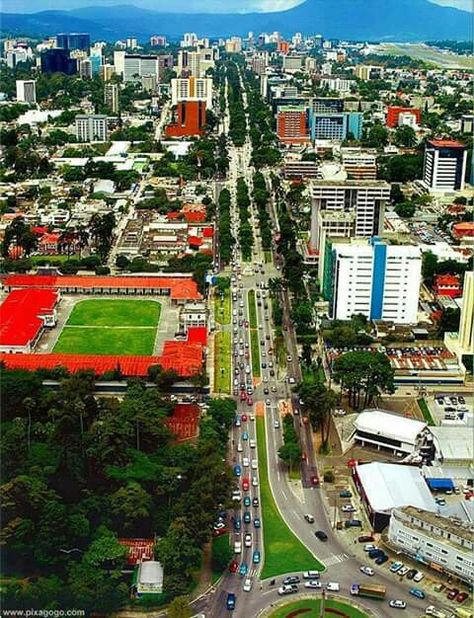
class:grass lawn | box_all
[211,533,230,584]
[250,329,261,378]
[264,251,273,263]
[247,290,257,329]
[269,599,368,618]
[67,299,160,327]
[417,398,436,426]
[54,326,155,355]
[214,331,231,394]
[215,289,231,325]
[256,418,323,578]
[30,255,72,264]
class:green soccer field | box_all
[54,299,160,355]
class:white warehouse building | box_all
[352,409,427,455]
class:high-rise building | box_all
[423,139,467,192]
[56,33,90,51]
[458,271,474,354]
[310,179,390,252]
[312,98,344,114]
[181,33,198,48]
[104,83,119,113]
[276,106,309,144]
[355,64,384,80]
[225,37,242,53]
[78,58,92,79]
[150,35,167,47]
[282,55,304,73]
[341,149,377,180]
[251,52,268,76]
[126,38,138,49]
[16,79,36,104]
[166,101,206,137]
[386,106,421,128]
[329,238,421,323]
[41,48,77,74]
[310,111,363,141]
[171,77,213,109]
[75,114,108,142]
[114,52,159,83]
[100,64,116,81]
[141,74,157,92]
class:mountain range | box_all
[0,0,470,42]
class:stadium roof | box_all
[356,462,437,514]
[3,274,202,301]
[354,410,427,446]
[0,288,58,347]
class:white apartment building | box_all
[104,83,119,113]
[75,114,108,142]
[114,51,159,82]
[423,139,467,192]
[16,79,36,104]
[320,76,353,93]
[341,150,377,180]
[389,506,474,586]
[310,179,391,251]
[330,238,421,323]
[170,77,213,109]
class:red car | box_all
[241,414,248,422]
[301,452,307,461]
[447,588,460,600]
[247,397,253,407]
[242,477,250,491]
[310,475,320,486]
[229,560,239,573]
[240,391,246,401]
[456,592,469,603]
[213,527,227,538]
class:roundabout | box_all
[265,597,371,618]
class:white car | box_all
[251,459,258,470]
[413,571,424,582]
[234,540,242,554]
[364,544,377,552]
[244,533,252,547]
[243,578,252,592]
[303,571,320,580]
[232,490,242,502]
[360,566,374,576]
[342,505,356,513]
[242,457,249,467]
[274,420,280,429]
[326,582,340,592]
[398,566,410,577]
[237,442,243,452]
[249,439,256,449]
[252,476,258,487]
[389,600,406,609]
[304,580,322,589]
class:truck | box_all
[350,583,386,600]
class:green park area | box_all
[247,289,258,328]
[256,418,323,578]
[250,330,261,378]
[53,299,160,355]
[269,599,368,618]
[215,288,231,325]
[214,331,231,394]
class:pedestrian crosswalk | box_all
[324,552,350,567]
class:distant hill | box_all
[1,0,470,42]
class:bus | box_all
[350,583,386,599]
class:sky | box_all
[1,0,471,13]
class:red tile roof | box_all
[453,222,474,238]
[428,139,466,148]
[202,227,214,238]
[118,539,154,565]
[0,288,58,348]
[166,403,200,440]
[188,235,202,247]
[183,211,206,223]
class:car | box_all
[274,420,280,429]
[286,356,293,362]
[233,516,241,532]
[233,464,242,476]
[398,566,410,577]
[315,530,328,541]
[263,387,269,395]
[243,511,251,524]
[344,519,362,528]
[456,592,469,603]
[254,518,261,528]
[251,459,258,469]
[368,549,384,559]
[278,584,298,596]
[252,550,261,564]
[341,504,356,513]
[389,600,406,609]
[304,514,315,523]
[232,490,242,502]
[413,571,424,582]
[340,490,352,498]
[458,396,466,405]
[239,562,248,576]
[242,457,249,468]
[229,560,239,573]
[390,561,404,573]
[425,606,448,618]
[447,588,460,600]
[310,475,320,486]
[358,535,375,543]
[242,477,249,491]
[244,533,252,547]
[406,569,417,580]
[249,439,256,449]
[243,496,251,507]
[252,476,258,487]
[283,576,300,585]
[252,497,259,507]
[410,588,425,600]
[305,580,322,589]
[241,414,248,422]
[265,399,271,406]
[435,497,446,506]
[364,544,377,552]
[375,555,389,565]
[242,431,249,441]
[360,566,375,576]
[226,592,236,610]
[326,582,340,592]
[234,540,242,554]
[237,442,243,452]
[303,571,320,580]
[243,578,252,592]
[234,415,241,427]
[214,521,226,531]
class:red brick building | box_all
[166,100,206,137]
[276,106,308,144]
[433,274,462,298]
[386,106,421,128]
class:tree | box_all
[211,536,233,572]
[438,308,460,335]
[278,441,302,470]
[395,201,416,218]
[422,251,438,287]
[365,122,389,148]
[393,125,417,147]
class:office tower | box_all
[282,55,303,72]
[310,179,391,252]
[104,83,119,113]
[312,98,344,114]
[458,271,473,354]
[355,65,384,80]
[41,48,77,74]
[423,139,467,192]
[57,33,90,51]
[166,100,206,137]
[78,58,92,79]
[150,35,167,47]
[260,75,268,99]
[386,106,421,128]
[276,107,308,144]
[320,76,352,93]
[126,38,138,49]
[114,52,159,83]
[75,114,108,142]
[171,77,213,109]
[100,64,116,81]
[16,79,36,104]
[314,34,323,48]
[251,52,268,76]
[178,50,202,77]
[329,238,421,323]
[310,111,363,141]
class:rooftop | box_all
[428,139,466,149]
[0,288,58,347]
[429,426,474,463]
[354,409,427,445]
[399,505,474,541]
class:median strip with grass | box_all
[417,398,436,426]
[250,329,261,378]
[247,289,257,329]
[256,417,323,578]
[215,288,231,325]
[214,331,231,394]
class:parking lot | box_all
[426,392,473,425]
